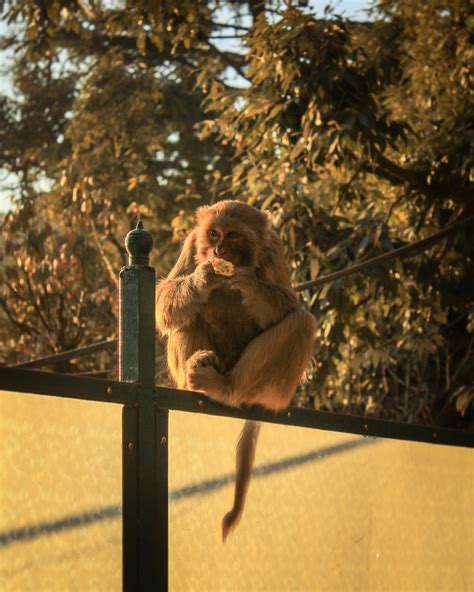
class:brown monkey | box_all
[156,200,315,540]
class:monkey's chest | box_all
[198,287,260,368]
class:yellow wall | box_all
[1,390,473,591]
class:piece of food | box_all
[211,257,235,277]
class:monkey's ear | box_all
[195,205,210,225]
[262,209,273,230]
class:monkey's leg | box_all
[232,309,315,409]
[167,328,215,390]
[189,309,316,409]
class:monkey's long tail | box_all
[222,419,262,542]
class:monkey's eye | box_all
[227,231,239,239]
[208,229,219,240]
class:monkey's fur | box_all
[156,200,315,540]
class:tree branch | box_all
[210,22,250,32]
[0,297,40,337]
[90,219,118,287]
[248,0,266,22]
[370,151,473,203]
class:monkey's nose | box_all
[214,247,226,257]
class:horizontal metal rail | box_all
[0,366,138,406]
[154,386,474,449]
[13,339,118,369]
[1,366,471,447]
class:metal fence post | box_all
[120,221,168,591]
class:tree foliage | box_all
[0,0,472,425]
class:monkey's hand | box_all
[230,269,300,328]
[227,267,258,292]
[193,261,225,294]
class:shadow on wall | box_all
[0,437,375,547]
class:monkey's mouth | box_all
[213,249,229,258]
[212,251,235,264]
[209,250,252,268]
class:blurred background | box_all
[0,0,473,426]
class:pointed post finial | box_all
[125,218,153,265]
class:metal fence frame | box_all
[1,222,473,592]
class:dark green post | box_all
[120,221,168,591]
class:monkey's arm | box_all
[156,276,200,333]
[156,262,223,333]
[229,231,300,328]
[229,270,300,329]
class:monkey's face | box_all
[194,201,271,268]
[200,224,256,267]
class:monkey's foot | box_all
[186,350,225,393]
[186,349,224,372]
[186,365,231,404]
